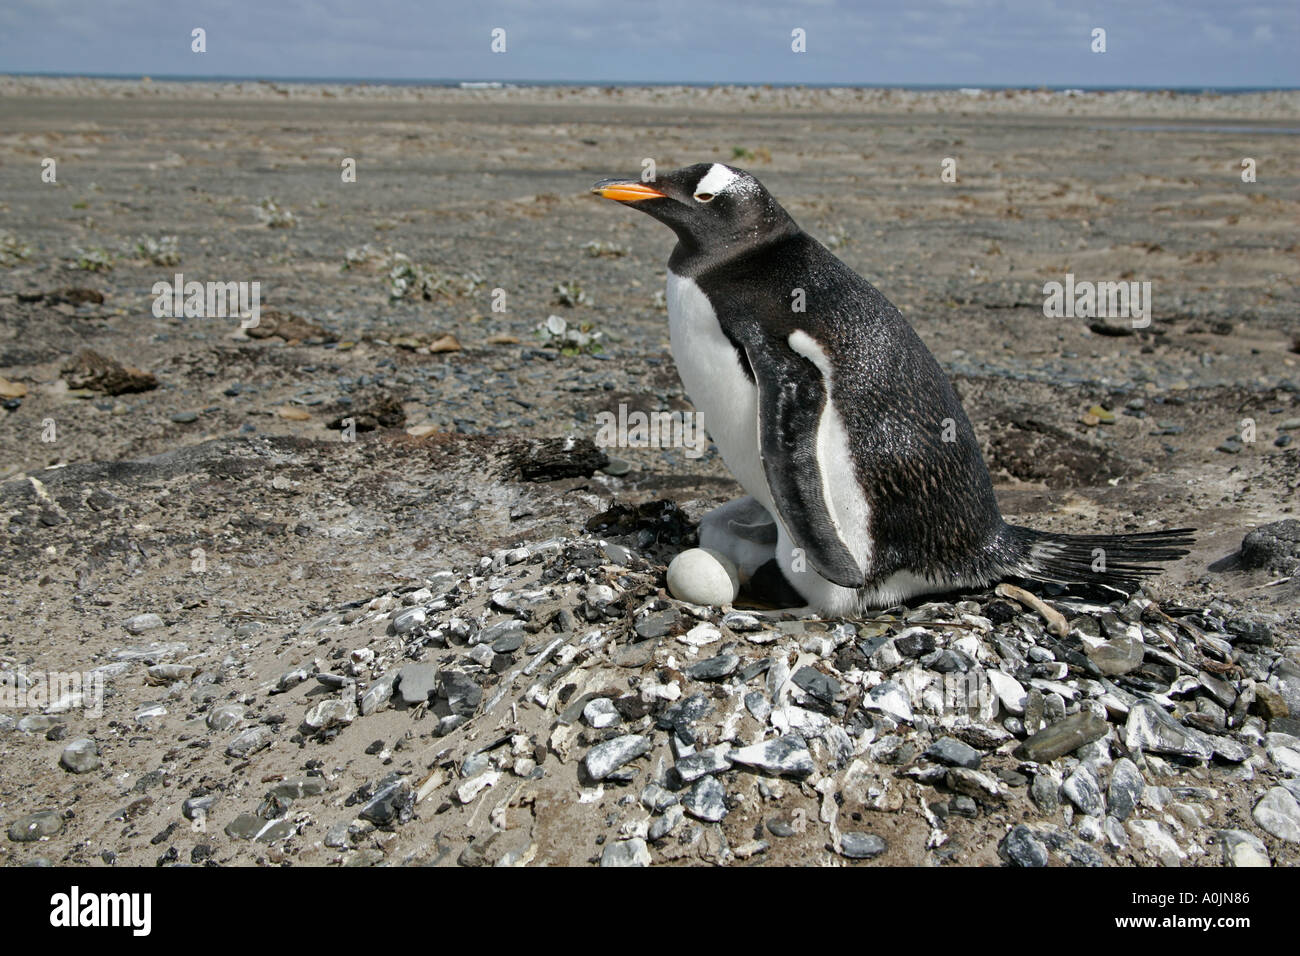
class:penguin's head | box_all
[592,162,794,252]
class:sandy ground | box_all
[0,78,1297,868]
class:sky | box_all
[0,0,1297,88]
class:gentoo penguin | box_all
[592,164,1192,616]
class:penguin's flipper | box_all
[749,339,868,589]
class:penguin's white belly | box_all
[665,271,772,511]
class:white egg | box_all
[666,548,740,606]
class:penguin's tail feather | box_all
[998,524,1194,594]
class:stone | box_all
[206,702,245,731]
[634,608,680,641]
[838,832,887,859]
[1252,787,1300,843]
[862,680,913,723]
[666,548,740,606]
[729,735,814,777]
[987,669,1027,714]
[792,666,841,707]
[1015,710,1109,762]
[682,776,727,822]
[123,613,163,634]
[582,697,621,729]
[1063,765,1104,816]
[438,670,482,717]
[360,674,395,715]
[1107,758,1144,822]
[396,662,438,706]
[679,623,722,647]
[8,811,63,842]
[675,745,733,783]
[924,736,982,769]
[60,737,101,774]
[1217,829,1270,867]
[685,652,739,681]
[999,824,1048,867]
[1124,701,1214,759]
[226,725,273,758]
[744,691,772,723]
[649,805,685,841]
[303,697,357,730]
[360,780,413,826]
[1082,633,1145,676]
[584,734,651,781]
[601,838,652,867]
[390,607,426,635]
[1128,820,1186,866]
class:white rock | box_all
[1252,787,1300,843]
[1128,819,1186,866]
[666,549,739,607]
[679,623,722,648]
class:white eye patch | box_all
[694,163,739,199]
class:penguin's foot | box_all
[698,496,778,582]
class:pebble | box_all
[666,548,739,606]
[679,623,722,647]
[1251,787,1300,843]
[601,838,652,866]
[303,697,357,730]
[390,607,426,635]
[722,611,764,632]
[360,674,395,715]
[685,652,739,681]
[226,725,274,758]
[584,734,651,781]
[1063,764,1104,816]
[1124,701,1214,759]
[7,810,64,842]
[1217,828,1270,867]
[438,670,483,716]
[924,736,982,769]
[1107,758,1144,821]
[582,697,621,728]
[1015,710,1109,762]
[838,832,887,859]
[987,669,1027,714]
[60,737,101,774]
[360,780,413,826]
[682,776,728,822]
[634,608,680,640]
[123,613,163,634]
[729,735,814,777]
[1128,819,1186,866]
[863,681,913,723]
[999,824,1048,867]
[649,805,685,841]
[206,702,245,731]
[675,745,733,783]
[744,691,772,723]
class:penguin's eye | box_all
[693,192,715,203]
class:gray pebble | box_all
[1107,758,1144,821]
[60,737,101,774]
[999,824,1049,867]
[584,734,651,781]
[924,736,982,769]
[682,776,728,822]
[206,702,245,731]
[601,838,651,866]
[838,832,887,859]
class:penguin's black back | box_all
[686,231,1010,588]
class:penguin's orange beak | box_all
[592,179,667,202]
